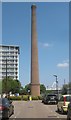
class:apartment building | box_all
[0,45,20,80]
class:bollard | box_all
[29,96,32,101]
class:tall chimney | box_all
[31,5,40,96]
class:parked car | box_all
[67,99,71,120]
[42,94,58,104]
[0,98,14,119]
[57,94,71,114]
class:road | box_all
[10,100,67,119]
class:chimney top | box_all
[31,4,36,9]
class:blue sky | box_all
[0,2,2,42]
[2,2,69,89]
[1,0,70,2]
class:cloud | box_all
[57,62,69,68]
[43,43,49,47]
[39,42,53,48]
[57,63,69,68]
[57,59,69,68]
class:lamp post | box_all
[53,75,58,98]
[6,58,7,95]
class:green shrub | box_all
[9,96,22,100]
[9,95,42,101]
[32,96,39,100]
[23,95,28,101]
[16,96,22,100]
[38,96,42,100]
[9,96,16,100]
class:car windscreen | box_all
[47,95,57,100]
[0,98,10,106]
[66,96,71,102]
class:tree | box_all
[62,84,68,95]
[12,80,21,93]
[2,77,13,93]
[2,77,21,94]
[69,82,71,89]
[24,84,31,95]
[19,87,26,95]
[61,82,71,95]
[40,84,46,94]
[23,84,46,95]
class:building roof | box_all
[0,44,19,48]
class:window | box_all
[10,47,14,50]
[2,47,9,50]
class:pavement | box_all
[10,100,67,119]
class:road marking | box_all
[28,106,33,108]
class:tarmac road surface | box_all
[10,100,67,119]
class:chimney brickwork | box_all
[31,5,40,96]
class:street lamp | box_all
[53,75,58,98]
[6,58,8,95]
